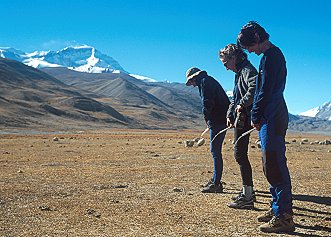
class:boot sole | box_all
[228,203,254,209]
[259,226,295,233]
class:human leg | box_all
[259,122,294,232]
[201,125,226,193]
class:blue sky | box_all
[1,0,330,114]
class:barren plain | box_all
[0,130,330,237]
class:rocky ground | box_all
[0,130,330,237]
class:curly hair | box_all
[237,21,270,47]
[218,43,247,64]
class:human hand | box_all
[227,118,234,128]
[251,121,261,131]
[235,104,244,113]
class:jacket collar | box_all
[235,59,250,75]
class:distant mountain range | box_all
[0,45,157,82]
[299,101,331,121]
[1,45,330,133]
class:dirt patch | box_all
[0,130,330,236]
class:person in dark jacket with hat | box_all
[237,21,295,233]
[219,43,258,209]
[186,67,230,193]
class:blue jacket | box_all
[252,47,288,130]
[194,71,230,128]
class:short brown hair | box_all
[219,43,247,64]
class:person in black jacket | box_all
[186,67,230,193]
[237,21,295,233]
[219,43,257,209]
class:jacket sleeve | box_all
[251,55,279,124]
[201,79,215,126]
[226,95,235,122]
[239,68,257,108]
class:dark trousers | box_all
[234,125,253,187]
[210,124,227,185]
[259,121,293,217]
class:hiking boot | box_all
[231,190,256,202]
[259,213,295,233]
[257,208,274,222]
[201,182,223,193]
[228,194,254,209]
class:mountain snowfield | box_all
[0,45,156,83]
[299,101,331,121]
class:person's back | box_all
[196,73,230,127]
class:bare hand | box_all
[227,118,234,128]
[235,105,244,113]
[251,121,261,131]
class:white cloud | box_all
[41,40,80,51]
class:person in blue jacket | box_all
[186,67,230,193]
[237,21,295,233]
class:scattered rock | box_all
[39,205,52,211]
[300,142,305,145]
[53,137,59,142]
[173,187,183,192]
[178,141,183,144]
[292,139,296,142]
[301,138,308,142]
[17,170,23,173]
[111,184,128,189]
[184,140,194,147]
[194,137,200,142]
[92,184,111,190]
[251,145,256,148]
[86,208,101,218]
[285,141,290,144]
[310,142,314,145]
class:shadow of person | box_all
[293,205,331,218]
[293,194,331,206]
[255,190,330,206]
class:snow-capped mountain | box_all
[0,45,126,74]
[299,101,331,121]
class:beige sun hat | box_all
[185,67,202,86]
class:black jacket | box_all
[194,71,230,128]
[252,46,288,131]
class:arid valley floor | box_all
[0,130,330,236]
